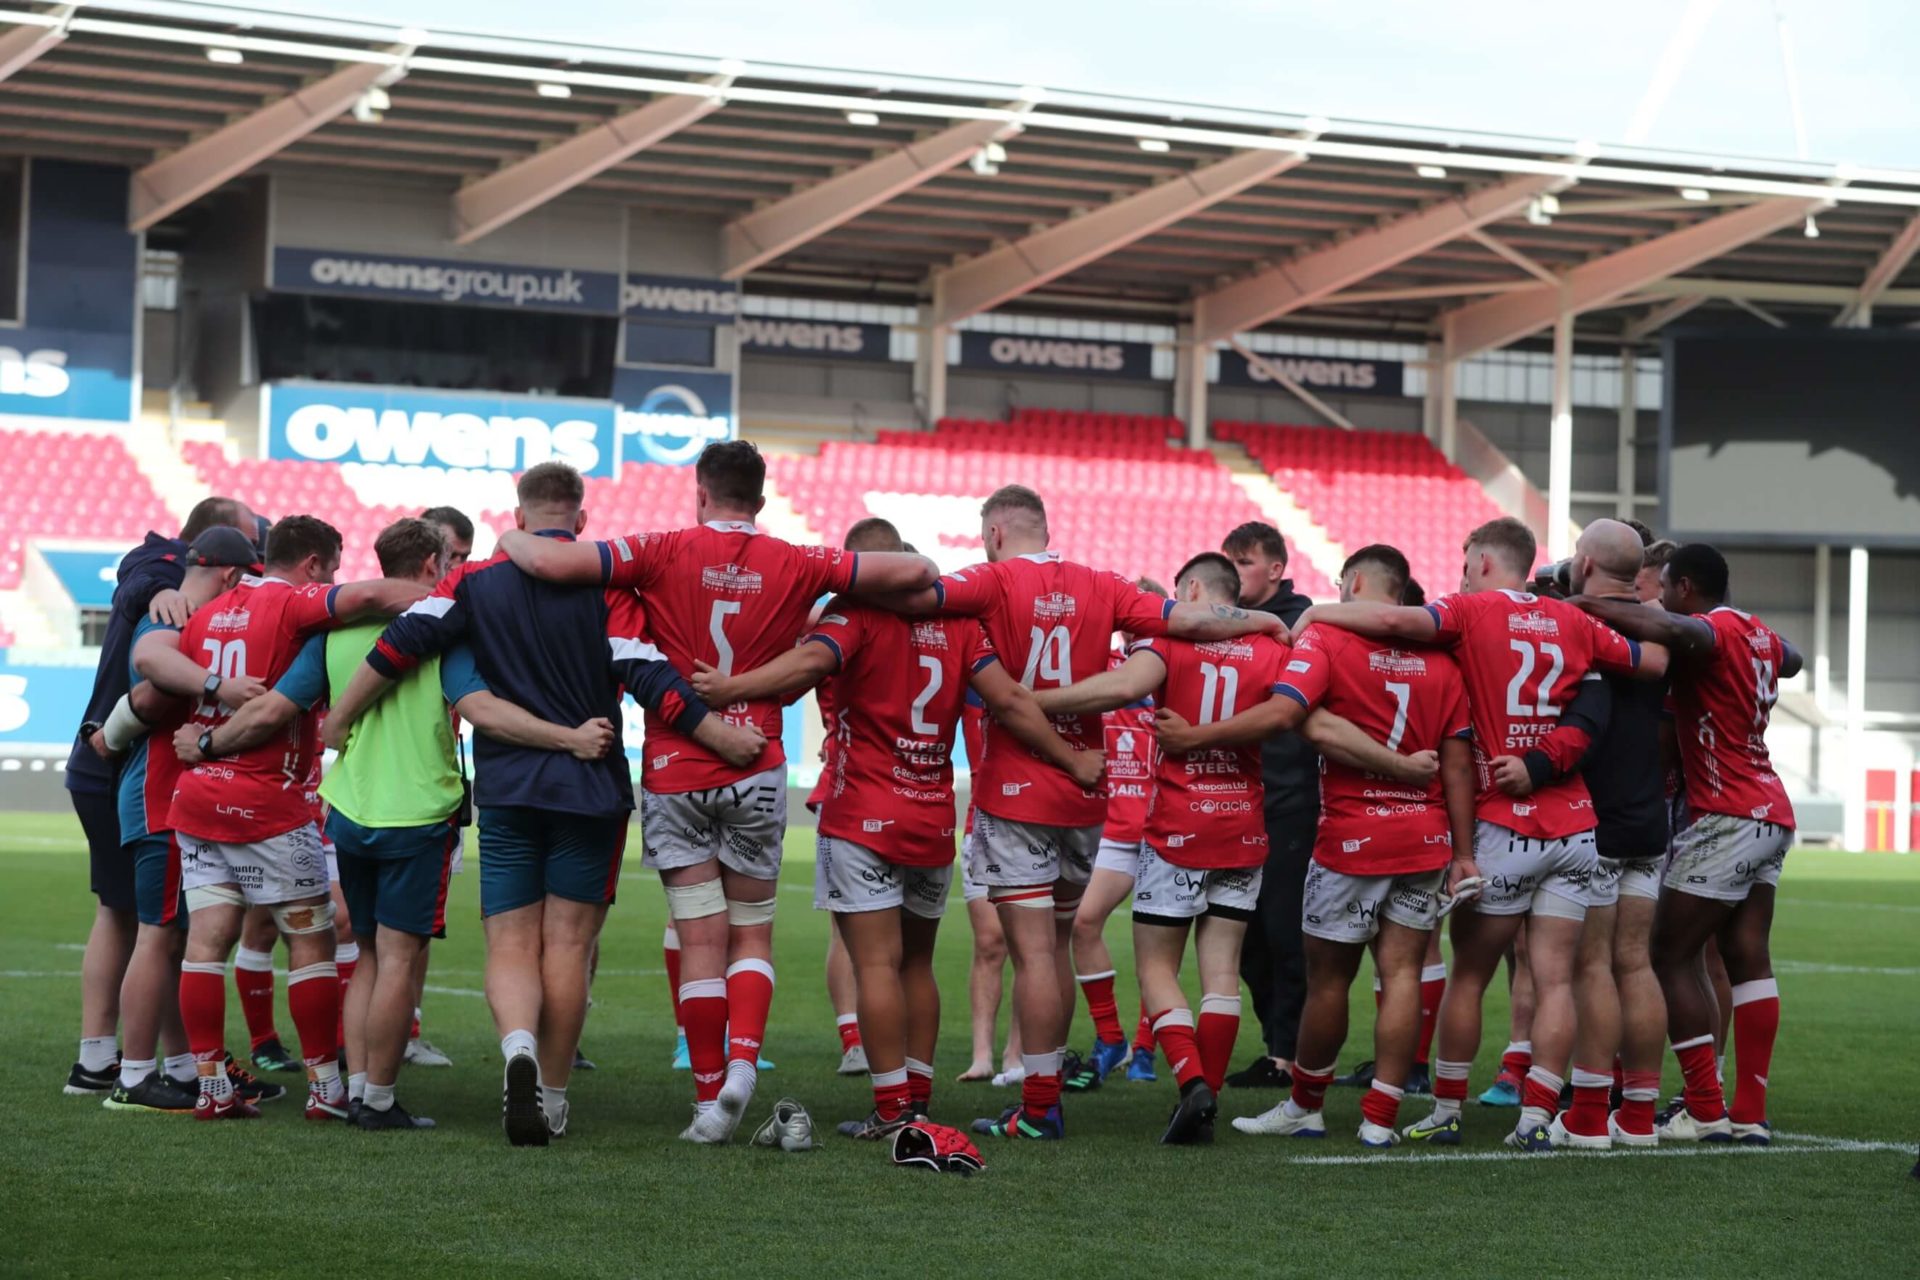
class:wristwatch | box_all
[202,672,222,699]
[79,720,102,742]
[197,729,218,759]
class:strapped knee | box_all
[184,884,245,913]
[726,896,777,927]
[664,879,726,921]
[270,899,335,935]
[989,886,1055,912]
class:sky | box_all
[294,0,1919,169]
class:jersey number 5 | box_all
[708,601,742,676]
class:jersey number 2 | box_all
[1505,639,1564,717]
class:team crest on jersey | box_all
[1367,650,1427,676]
[206,606,251,632]
[1507,610,1559,637]
[1196,639,1256,660]
[700,563,764,593]
[1745,631,1774,654]
[911,621,949,649]
[1033,592,1077,620]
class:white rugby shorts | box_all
[1590,855,1661,908]
[1301,862,1446,942]
[179,822,330,907]
[965,810,1100,889]
[1130,843,1261,922]
[640,767,787,881]
[813,833,951,919]
[1664,813,1791,903]
[1093,837,1143,878]
[1471,822,1597,921]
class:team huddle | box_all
[62,438,1796,1153]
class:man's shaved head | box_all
[1571,518,1646,594]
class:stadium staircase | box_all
[1206,440,1350,597]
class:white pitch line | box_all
[1286,1133,1910,1165]
[1775,959,1920,977]
[1786,898,1920,915]
[421,983,486,999]
[0,970,82,978]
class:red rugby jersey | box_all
[1671,606,1795,827]
[168,577,338,843]
[1140,634,1290,870]
[598,521,857,792]
[1275,623,1470,876]
[935,552,1173,829]
[1425,588,1641,838]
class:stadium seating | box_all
[768,412,1336,597]
[0,427,173,589]
[1215,420,1506,596]
[182,442,415,582]
[482,463,703,541]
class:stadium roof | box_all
[7,0,1920,346]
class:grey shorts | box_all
[640,766,786,881]
[813,834,951,919]
[178,822,330,907]
[1131,843,1262,922]
[1665,813,1791,903]
[1301,862,1446,942]
[1471,822,1597,921]
[1590,855,1662,908]
[965,810,1100,890]
[1094,837,1143,878]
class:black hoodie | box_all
[63,531,187,794]
[1248,578,1320,818]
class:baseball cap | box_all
[187,525,260,569]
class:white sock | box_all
[163,1053,195,1084]
[1282,1097,1314,1119]
[201,1063,234,1102]
[1518,1106,1551,1133]
[363,1081,395,1112]
[79,1035,118,1073]
[541,1084,568,1117]
[311,1059,343,1101]
[1431,1097,1462,1122]
[119,1057,157,1088]
[348,1071,368,1103]
[501,1028,537,1062]
[724,1058,757,1094]
[335,940,360,965]
[234,946,273,973]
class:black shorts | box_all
[73,787,136,913]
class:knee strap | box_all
[184,884,245,913]
[664,879,726,921]
[271,899,335,935]
[726,896,777,927]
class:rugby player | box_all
[956,696,1027,1086]
[688,523,1098,1138]
[1154,546,1470,1145]
[1063,577,1164,1092]
[1493,520,1671,1146]
[890,489,1287,1141]
[90,527,263,1112]
[328,465,758,1144]
[165,516,429,1122]
[1573,544,1799,1145]
[64,496,255,1096]
[1218,522,1320,1091]
[495,441,938,1142]
[1034,553,1408,1142]
[1293,517,1664,1150]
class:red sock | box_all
[410,1010,422,1041]
[287,962,340,1068]
[905,1056,933,1113]
[724,959,775,1066]
[233,949,279,1049]
[1361,1079,1404,1129]
[1132,1003,1155,1055]
[1152,1008,1205,1089]
[1673,1034,1725,1120]
[1077,969,1123,1044]
[1500,1041,1532,1081]
[179,961,228,1066]
[1371,976,1383,1010]
[1618,1069,1661,1135]
[836,1013,862,1053]
[871,1068,912,1122]
[1290,1061,1336,1114]
[1434,1058,1471,1104]
[1521,1065,1563,1116]
[1567,1065,1612,1136]
[679,978,728,1103]
[663,927,683,1027]
[1196,994,1241,1093]
[1417,966,1447,1065]
[1728,980,1780,1126]
[333,943,358,1048]
[1021,1052,1063,1120]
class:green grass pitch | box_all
[5,810,1917,1277]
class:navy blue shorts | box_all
[129,832,185,929]
[477,807,628,918]
[78,789,136,913]
[327,811,459,940]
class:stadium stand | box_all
[0,427,173,589]
[1215,420,1507,596]
[768,411,1337,596]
